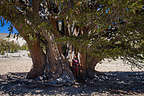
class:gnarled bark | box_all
[13,21,46,79]
[87,56,102,78]
[26,39,46,79]
[41,32,75,84]
[0,0,100,85]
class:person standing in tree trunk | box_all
[72,55,80,80]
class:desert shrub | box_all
[0,40,21,55]
[27,52,31,57]
[20,44,28,50]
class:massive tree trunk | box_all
[26,39,46,79]
[0,0,100,84]
[12,16,75,83]
[41,32,75,83]
[12,21,46,79]
[87,57,101,71]
[14,20,100,83]
[12,20,100,83]
[79,52,87,79]
[87,56,102,78]
[0,0,102,86]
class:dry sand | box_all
[0,50,32,75]
[0,51,144,96]
[0,52,143,75]
[0,57,32,75]
[96,59,143,72]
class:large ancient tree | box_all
[0,0,144,85]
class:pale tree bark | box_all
[42,31,75,82]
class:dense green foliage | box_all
[58,0,144,68]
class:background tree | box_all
[0,0,144,85]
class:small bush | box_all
[27,52,31,57]
[20,44,28,50]
[0,40,25,55]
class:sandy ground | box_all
[96,59,144,72]
[0,51,32,75]
[0,51,144,96]
[0,57,32,75]
[0,51,143,75]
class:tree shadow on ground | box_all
[0,72,144,96]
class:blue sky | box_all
[0,18,18,34]
[0,23,10,33]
